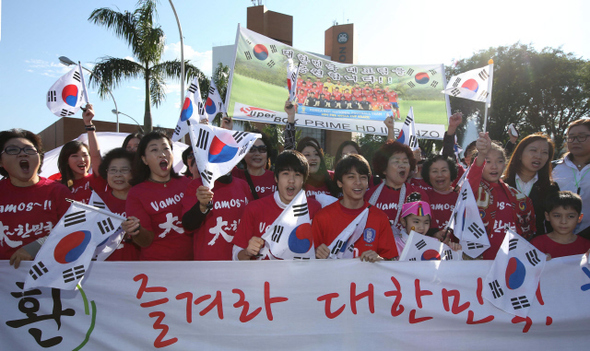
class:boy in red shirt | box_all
[233,150,321,260]
[531,191,590,259]
[314,154,398,262]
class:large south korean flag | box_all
[46,66,85,117]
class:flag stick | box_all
[78,62,90,105]
[482,59,494,134]
[66,199,127,221]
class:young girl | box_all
[122,131,192,261]
[0,129,70,267]
[122,132,142,153]
[469,133,536,259]
[232,131,276,199]
[503,133,559,236]
[95,148,140,261]
[365,140,430,234]
[296,136,339,199]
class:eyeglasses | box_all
[249,145,268,153]
[2,146,38,155]
[566,135,590,143]
[107,167,131,175]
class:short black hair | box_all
[98,148,135,179]
[274,150,309,183]
[334,154,371,184]
[545,191,582,215]
[421,155,458,187]
[0,129,44,177]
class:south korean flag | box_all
[396,107,419,151]
[204,79,226,123]
[441,62,493,107]
[89,192,126,261]
[188,122,260,189]
[172,76,205,141]
[483,229,546,317]
[24,200,125,291]
[398,231,461,261]
[286,58,301,103]
[327,207,369,259]
[447,181,490,258]
[46,66,86,118]
[258,190,314,260]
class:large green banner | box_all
[227,25,450,138]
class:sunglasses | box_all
[249,145,268,153]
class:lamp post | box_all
[168,0,185,107]
[111,109,143,133]
[59,56,120,132]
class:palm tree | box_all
[88,0,206,132]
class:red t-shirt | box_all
[478,182,517,260]
[69,174,100,203]
[531,235,590,258]
[409,178,431,192]
[181,177,253,260]
[232,168,276,199]
[0,177,70,259]
[126,177,193,261]
[233,194,321,252]
[364,183,430,231]
[94,187,140,261]
[312,201,398,259]
[425,189,458,230]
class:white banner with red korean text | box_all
[1,257,589,350]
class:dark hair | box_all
[296,137,339,196]
[98,147,135,180]
[545,191,582,214]
[274,150,309,183]
[334,154,371,184]
[567,118,590,134]
[503,133,555,189]
[464,140,478,164]
[130,131,179,186]
[243,130,275,170]
[58,140,88,188]
[334,140,361,166]
[0,129,44,178]
[421,155,458,187]
[181,147,194,177]
[372,140,416,179]
[122,132,143,151]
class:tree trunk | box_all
[144,67,153,133]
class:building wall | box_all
[247,5,293,46]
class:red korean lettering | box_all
[383,276,404,317]
[148,311,178,348]
[350,283,374,314]
[263,281,288,321]
[511,316,533,333]
[409,279,433,324]
[441,288,470,315]
[176,292,193,323]
[133,274,168,308]
[317,293,345,319]
[232,289,262,323]
[466,310,494,324]
[195,291,224,319]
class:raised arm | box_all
[82,104,101,175]
[283,99,298,150]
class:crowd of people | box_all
[2,101,590,267]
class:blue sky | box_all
[0,0,589,134]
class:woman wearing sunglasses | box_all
[232,131,276,199]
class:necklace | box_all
[149,177,170,187]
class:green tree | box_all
[88,0,207,132]
[446,43,590,154]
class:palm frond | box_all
[89,57,144,99]
[88,8,137,50]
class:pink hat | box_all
[401,201,431,218]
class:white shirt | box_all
[515,173,538,197]
[552,155,590,234]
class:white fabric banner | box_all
[1,258,590,350]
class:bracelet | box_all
[85,124,96,131]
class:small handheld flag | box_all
[188,122,260,189]
[24,199,125,291]
[258,190,315,260]
[172,76,205,141]
[204,79,226,123]
[46,66,85,117]
[398,231,461,261]
[483,229,546,317]
[286,59,301,103]
[442,62,493,107]
[396,106,418,150]
[327,207,369,259]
